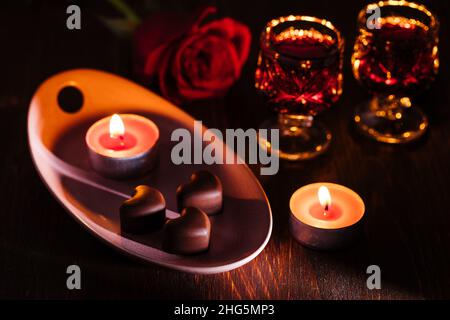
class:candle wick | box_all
[323,204,329,217]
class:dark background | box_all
[0,0,449,299]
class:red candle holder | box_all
[352,1,439,143]
[256,15,344,160]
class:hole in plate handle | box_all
[57,86,84,113]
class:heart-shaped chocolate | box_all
[176,170,223,215]
[120,185,166,234]
[162,207,211,255]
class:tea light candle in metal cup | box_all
[85,114,159,179]
[289,183,365,250]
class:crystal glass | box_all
[256,16,344,160]
[352,1,439,143]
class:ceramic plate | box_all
[28,69,272,274]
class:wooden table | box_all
[1,0,449,299]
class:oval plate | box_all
[28,69,272,274]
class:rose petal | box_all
[134,6,218,64]
[173,35,237,99]
[134,6,252,104]
[181,37,239,89]
[198,17,251,67]
[134,8,213,76]
[157,44,182,103]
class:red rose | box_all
[134,6,251,104]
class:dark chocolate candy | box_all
[176,170,223,215]
[120,185,166,234]
[162,207,211,255]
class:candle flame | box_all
[318,186,331,210]
[109,114,125,138]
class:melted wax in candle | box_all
[309,203,342,221]
[99,133,137,151]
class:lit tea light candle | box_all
[289,183,365,250]
[86,114,159,179]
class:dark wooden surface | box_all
[1,0,449,299]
